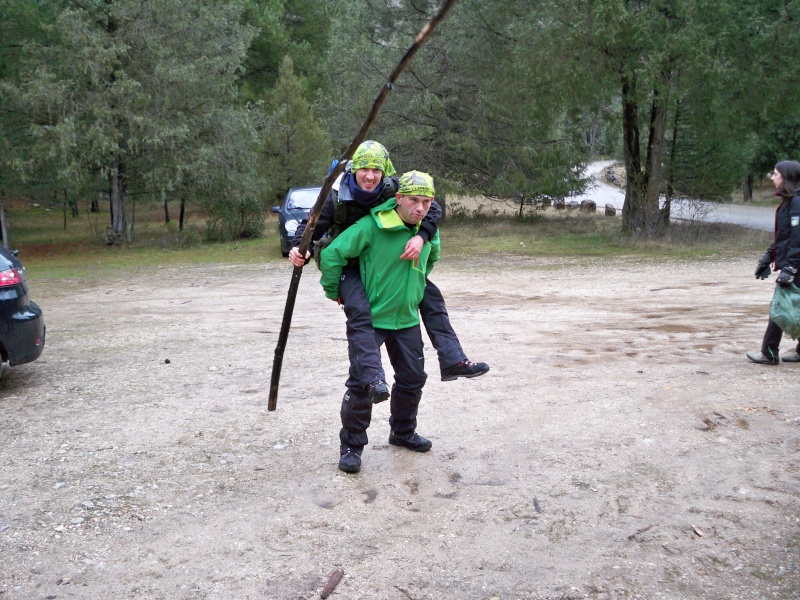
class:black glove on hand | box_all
[776,266,797,288]
[381,177,399,200]
[755,261,772,280]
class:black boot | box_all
[441,360,490,381]
[338,445,363,473]
[389,431,432,453]
[368,380,390,404]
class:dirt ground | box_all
[1,252,799,600]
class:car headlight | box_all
[285,220,299,235]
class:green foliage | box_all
[239,0,338,102]
[1,0,260,239]
[1,0,797,248]
[259,55,332,205]
[319,0,593,201]
[204,194,265,241]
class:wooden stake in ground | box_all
[268,0,459,411]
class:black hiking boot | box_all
[368,380,390,404]
[389,431,432,453]
[338,445,363,473]
[441,360,490,381]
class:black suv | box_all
[0,247,45,369]
[271,186,322,256]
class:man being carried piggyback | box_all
[289,141,488,407]
[319,171,440,474]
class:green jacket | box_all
[319,198,441,329]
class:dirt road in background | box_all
[1,255,798,599]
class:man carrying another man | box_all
[319,171,440,473]
[288,141,488,406]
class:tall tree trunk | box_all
[621,72,645,235]
[621,70,670,237]
[109,155,127,242]
[645,83,669,234]
[742,174,754,202]
[660,99,681,230]
[179,197,186,231]
[0,191,7,249]
[164,196,170,223]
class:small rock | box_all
[70,517,85,525]
[53,482,66,489]
[165,358,171,364]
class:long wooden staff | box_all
[268,0,459,411]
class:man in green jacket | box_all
[320,171,440,474]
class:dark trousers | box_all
[761,318,800,359]
[338,265,466,389]
[339,325,427,448]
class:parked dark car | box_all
[271,186,322,256]
[0,247,45,371]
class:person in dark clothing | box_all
[747,160,800,365]
[288,141,489,400]
[319,170,441,473]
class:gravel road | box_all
[1,254,798,599]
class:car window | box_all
[0,248,14,270]
[286,189,320,210]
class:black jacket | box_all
[763,191,800,270]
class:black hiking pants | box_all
[338,265,466,390]
[339,325,427,449]
[761,317,800,360]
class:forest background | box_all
[1,0,800,246]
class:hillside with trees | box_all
[1,0,799,243]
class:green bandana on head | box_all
[398,170,435,198]
[350,141,396,176]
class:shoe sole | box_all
[440,366,490,382]
[338,463,361,473]
[370,390,390,404]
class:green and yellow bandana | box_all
[398,170,435,198]
[350,141,396,176]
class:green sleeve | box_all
[319,219,371,300]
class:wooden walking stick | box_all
[268,0,459,411]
